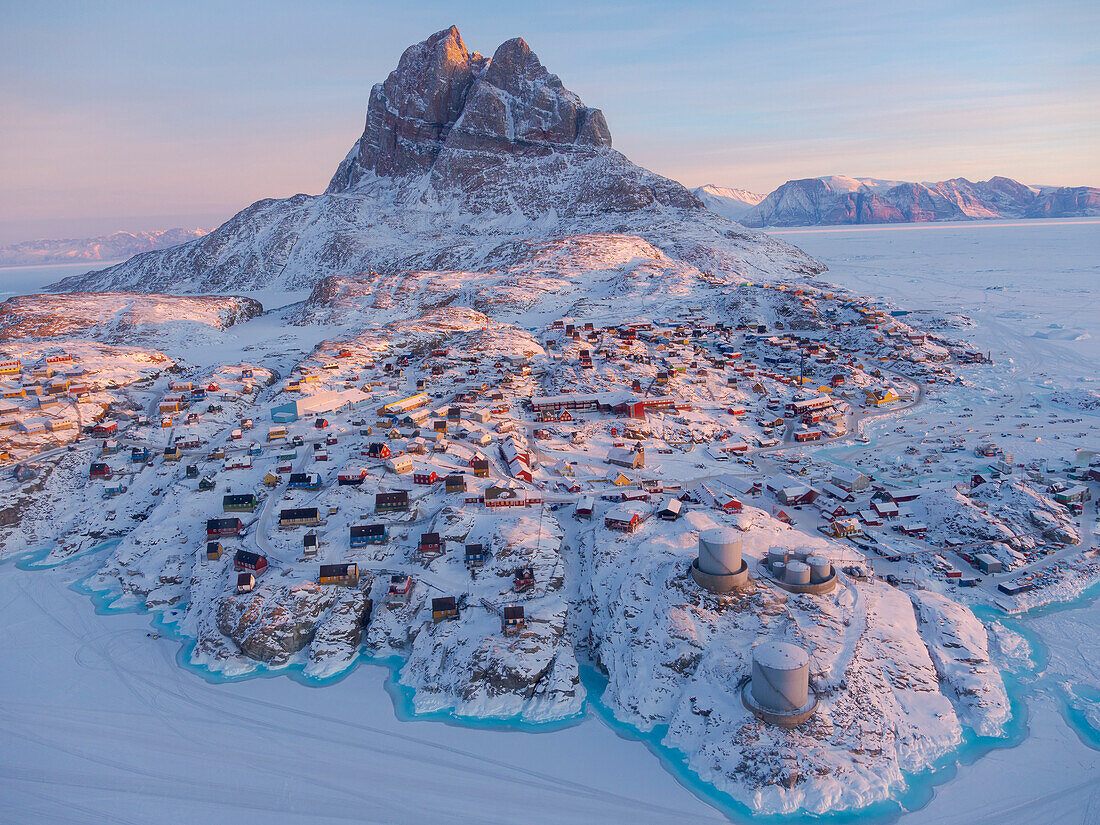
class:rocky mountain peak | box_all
[345,25,484,180]
[60,27,746,295]
[329,27,614,193]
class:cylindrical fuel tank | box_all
[698,527,742,576]
[784,560,811,586]
[807,554,832,583]
[751,641,810,713]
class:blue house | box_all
[350,524,386,547]
[464,543,488,567]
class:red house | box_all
[513,567,535,592]
[338,467,369,486]
[605,505,645,533]
[871,499,900,518]
[418,532,443,554]
[367,442,391,459]
[92,422,118,437]
[718,496,743,513]
[413,468,438,486]
[89,462,113,479]
[233,549,268,573]
[206,517,243,537]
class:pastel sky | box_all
[2,0,1097,243]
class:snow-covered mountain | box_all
[734,175,1100,227]
[0,228,207,267]
[691,184,766,221]
[54,27,820,296]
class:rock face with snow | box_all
[216,581,341,664]
[53,27,819,295]
[736,175,1100,227]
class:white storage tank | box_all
[771,561,787,581]
[807,554,832,583]
[784,560,811,586]
[767,547,788,571]
[751,641,810,714]
[698,528,742,576]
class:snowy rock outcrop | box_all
[215,581,341,664]
[395,605,584,722]
[921,479,1080,568]
[0,292,262,344]
[909,590,1010,737]
[576,509,1010,814]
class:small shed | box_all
[303,532,319,555]
[236,572,255,594]
[206,541,223,561]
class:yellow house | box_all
[863,388,900,406]
[609,472,631,486]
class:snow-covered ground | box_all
[2,218,1100,823]
[770,218,1100,368]
[0,261,123,299]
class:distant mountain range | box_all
[694,175,1100,227]
[0,229,207,267]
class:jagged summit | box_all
[54,27,819,295]
[333,26,485,181]
[328,27,615,198]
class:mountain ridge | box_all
[716,175,1099,227]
